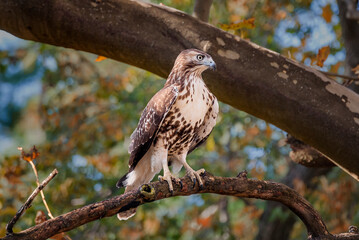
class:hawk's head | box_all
[174,49,216,74]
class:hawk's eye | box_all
[196,54,204,61]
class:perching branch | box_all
[1,171,358,240]
[1,0,358,180]
[5,169,58,234]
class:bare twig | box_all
[193,0,213,22]
[29,161,54,219]
[5,169,58,235]
[320,71,359,81]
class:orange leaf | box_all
[197,216,212,228]
[316,46,330,67]
[322,4,332,23]
[352,64,359,76]
[220,18,255,31]
[35,211,47,225]
[20,145,40,162]
[265,123,272,138]
[95,55,107,62]
[330,61,342,73]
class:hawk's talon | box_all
[185,168,204,189]
[192,177,196,188]
[179,180,183,189]
[173,178,183,189]
[158,175,174,193]
[159,173,182,195]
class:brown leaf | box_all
[19,146,40,162]
[330,61,342,73]
[220,18,255,31]
[265,123,272,138]
[247,126,260,137]
[35,211,47,225]
[95,55,107,62]
[316,46,330,67]
[36,212,71,239]
[352,64,359,76]
[250,168,265,180]
[322,4,332,23]
[50,233,69,240]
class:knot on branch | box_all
[349,225,358,233]
[140,184,156,201]
[237,170,248,179]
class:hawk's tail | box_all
[116,172,130,188]
[116,154,160,220]
[116,173,138,220]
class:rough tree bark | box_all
[338,0,359,91]
[286,136,335,168]
[193,0,213,22]
[0,0,359,179]
[2,172,358,240]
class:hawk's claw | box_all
[159,173,182,195]
[185,168,204,189]
[158,174,174,194]
[178,180,183,189]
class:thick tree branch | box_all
[286,136,335,168]
[338,0,359,93]
[0,0,359,179]
[342,0,359,20]
[193,0,213,22]
[3,171,358,240]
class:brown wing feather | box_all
[128,85,178,170]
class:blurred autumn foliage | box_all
[0,0,359,239]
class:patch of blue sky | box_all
[94,183,102,192]
[244,146,265,160]
[69,155,104,180]
[0,31,27,51]
[275,12,336,51]
[310,0,339,16]
[13,79,42,106]
[43,56,58,72]
[0,82,12,108]
[186,195,204,207]
[71,154,88,167]
[0,132,15,152]
[275,0,339,52]
[247,159,267,172]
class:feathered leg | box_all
[176,154,205,188]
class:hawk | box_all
[117,49,218,220]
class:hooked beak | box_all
[205,59,216,70]
[209,61,216,70]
